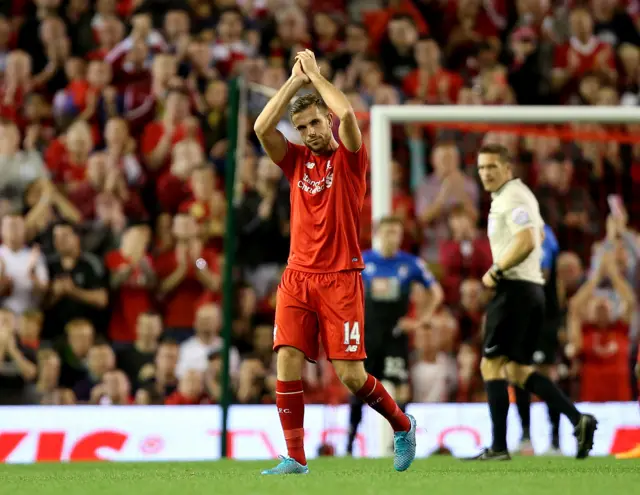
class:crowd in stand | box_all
[0,0,639,406]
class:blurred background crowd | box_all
[0,0,639,407]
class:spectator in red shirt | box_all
[443,0,500,71]
[363,0,429,50]
[179,165,226,250]
[568,252,635,402]
[165,369,208,405]
[403,37,463,104]
[105,222,156,344]
[552,7,617,102]
[157,138,204,214]
[45,120,93,191]
[155,213,221,333]
[439,205,492,304]
[141,87,203,179]
[121,52,176,135]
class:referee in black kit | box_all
[468,144,597,461]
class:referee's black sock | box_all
[548,404,561,448]
[346,398,363,454]
[486,380,509,452]
[524,372,581,426]
[515,386,531,440]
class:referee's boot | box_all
[464,448,511,461]
[574,414,598,459]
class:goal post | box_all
[369,105,640,224]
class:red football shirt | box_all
[105,251,155,343]
[276,140,367,273]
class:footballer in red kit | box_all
[254,50,416,475]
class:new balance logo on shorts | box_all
[345,345,358,352]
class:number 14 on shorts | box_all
[344,322,361,352]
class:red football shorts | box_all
[274,268,366,362]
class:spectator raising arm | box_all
[253,61,309,163]
[604,253,637,320]
[296,49,362,153]
[144,116,175,172]
[591,213,640,281]
[158,245,188,297]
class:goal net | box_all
[245,79,640,457]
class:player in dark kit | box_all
[515,224,564,455]
[346,216,443,455]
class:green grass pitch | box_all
[2,457,638,495]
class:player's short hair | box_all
[289,93,328,118]
[478,143,511,164]
[377,215,403,228]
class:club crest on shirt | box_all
[305,162,315,169]
[326,171,333,188]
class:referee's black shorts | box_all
[483,279,545,365]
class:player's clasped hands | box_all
[292,49,321,84]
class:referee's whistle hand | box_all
[482,270,497,288]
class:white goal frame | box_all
[370,105,640,223]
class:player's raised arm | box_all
[296,50,362,153]
[254,61,309,163]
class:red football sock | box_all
[276,380,306,466]
[356,374,410,432]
